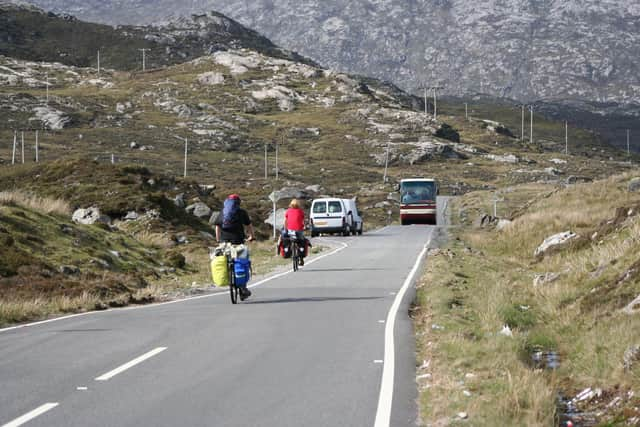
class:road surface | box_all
[0,201,448,427]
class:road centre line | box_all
[2,402,59,427]
[374,238,431,427]
[0,236,351,334]
[95,347,167,381]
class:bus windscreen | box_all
[401,181,436,205]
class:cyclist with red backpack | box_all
[283,199,307,266]
[214,194,255,300]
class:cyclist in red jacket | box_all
[283,199,306,265]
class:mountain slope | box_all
[16,0,640,106]
[0,1,309,71]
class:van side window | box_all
[328,201,342,213]
[313,202,327,214]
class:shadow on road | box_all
[246,296,384,305]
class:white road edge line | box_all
[2,402,59,427]
[0,239,351,334]
[373,240,430,427]
[95,347,167,381]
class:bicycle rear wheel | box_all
[292,241,299,272]
[228,258,238,304]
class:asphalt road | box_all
[0,201,447,427]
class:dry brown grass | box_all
[0,190,71,216]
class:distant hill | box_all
[0,2,311,71]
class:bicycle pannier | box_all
[212,255,229,286]
[234,258,251,287]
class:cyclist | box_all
[214,194,255,300]
[283,198,306,266]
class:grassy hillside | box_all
[415,174,640,425]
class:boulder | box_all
[275,187,311,200]
[485,153,519,164]
[58,265,80,275]
[124,211,139,221]
[265,208,286,229]
[629,178,640,192]
[174,194,185,208]
[496,219,512,231]
[534,231,578,258]
[209,211,220,225]
[623,345,640,371]
[305,184,322,193]
[197,72,225,86]
[72,207,111,225]
[186,202,212,219]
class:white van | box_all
[342,198,363,235]
[310,198,354,237]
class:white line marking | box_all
[2,403,59,427]
[76,387,88,391]
[374,238,431,427]
[0,241,350,334]
[374,360,384,364]
[95,347,167,381]
[378,320,386,324]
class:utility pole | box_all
[464,102,468,120]
[111,153,115,164]
[11,131,17,165]
[97,50,101,77]
[139,48,150,71]
[183,137,188,178]
[383,142,390,183]
[35,130,39,162]
[627,129,631,156]
[565,121,569,155]
[45,73,49,103]
[264,143,268,179]
[529,105,534,144]
[521,105,525,141]
[424,87,428,116]
[21,131,24,164]
[429,86,443,121]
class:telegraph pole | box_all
[97,50,101,77]
[264,143,268,179]
[529,105,534,144]
[464,102,468,120]
[21,131,24,164]
[383,142,390,183]
[426,86,444,121]
[565,121,569,155]
[183,138,188,178]
[139,48,150,71]
[521,105,525,141]
[627,129,631,156]
[35,130,39,162]
[45,73,49,103]
[11,131,16,165]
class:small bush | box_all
[165,252,186,269]
[500,304,536,330]
[435,124,461,143]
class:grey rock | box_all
[629,178,640,192]
[199,231,215,240]
[534,231,579,258]
[174,193,185,208]
[186,202,212,218]
[623,294,640,315]
[72,207,111,225]
[58,265,80,275]
[265,208,286,229]
[305,184,322,193]
[624,345,640,371]
[130,141,139,149]
[533,272,561,287]
[209,211,220,225]
[496,219,512,231]
[124,211,139,221]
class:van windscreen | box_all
[328,201,342,213]
[313,202,327,214]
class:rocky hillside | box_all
[0,1,309,70]
[18,0,640,106]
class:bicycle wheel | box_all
[292,241,298,272]
[228,257,238,304]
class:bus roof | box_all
[400,178,436,183]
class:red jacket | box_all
[285,208,305,231]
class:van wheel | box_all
[357,226,363,235]
[342,226,350,236]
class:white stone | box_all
[72,207,111,225]
[32,106,70,130]
[534,231,579,258]
[499,325,513,337]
